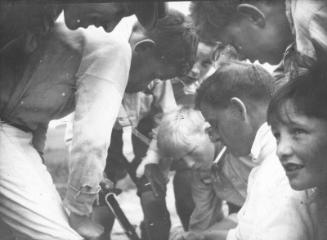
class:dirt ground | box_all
[44,124,182,240]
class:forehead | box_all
[273,100,312,128]
[199,103,219,121]
[196,42,215,59]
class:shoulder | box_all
[53,21,131,59]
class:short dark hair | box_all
[140,9,199,77]
[190,1,240,43]
[267,63,327,127]
[195,60,275,109]
[190,0,284,43]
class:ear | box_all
[133,39,156,53]
[237,4,266,28]
[230,97,248,121]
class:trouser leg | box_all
[139,188,171,240]
[0,124,83,240]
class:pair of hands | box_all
[68,178,115,239]
[170,227,205,240]
[68,164,167,239]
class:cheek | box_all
[305,140,327,173]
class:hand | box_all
[182,231,206,240]
[136,159,147,178]
[144,163,167,198]
[99,178,114,192]
[69,212,104,240]
[169,226,185,240]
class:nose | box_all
[189,65,200,78]
[205,127,220,143]
[276,137,293,162]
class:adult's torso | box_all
[0,22,82,132]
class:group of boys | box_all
[1,1,327,240]
[161,1,327,240]
[0,2,198,240]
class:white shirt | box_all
[227,123,316,240]
[286,0,327,60]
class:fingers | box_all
[69,212,104,239]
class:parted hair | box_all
[195,60,275,109]
[267,62,327,127]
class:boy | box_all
[0,7,197,240]
[190,60,315,240]
[190,0,327,83]
[157,107,257,237]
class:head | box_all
[196,60,275,156]
[180,41,218,86]
[126,10,198,93]
[190,0,293,64]
[268,64,327,191]
[0,2,60,49]
[63,2,166,32]
[157,107,216,170]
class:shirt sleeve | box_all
[136,80,178,176]
[189,170,224,231]
[227,161,315,240]
[309,5,327,55]
[64,28,132,215]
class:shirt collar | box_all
[250,122,275,161]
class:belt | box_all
[0,118,31,133]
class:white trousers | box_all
[0,122,83,240]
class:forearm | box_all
[64,75,125,215]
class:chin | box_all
[289,179,314,191]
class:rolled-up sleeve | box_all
[64,25,132,215]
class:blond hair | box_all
[157,106,207,158]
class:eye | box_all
[290,128,307,138]
[272,130,280,143]
[200,59,212,67]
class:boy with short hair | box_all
[190,60,315,240]
[190,0,327,83]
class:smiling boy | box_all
[191,60,315,240]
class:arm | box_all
[64,37,132,216]
[136,80,178,177]
[32,123,48,157]
[188,170,224,232]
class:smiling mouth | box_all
[283,163,304,172]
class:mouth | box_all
[181,76,198,85]
[283,162,305,173]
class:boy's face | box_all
[63,3,130,32]
[180,42,216,85]
[199,102,253,157]
[271,100,327,190]
[217,9,292,64]
[178,126,216,170]
[126,49,190,93]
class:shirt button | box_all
[20,101,24,105]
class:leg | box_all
[0,124,83,240]
[173,169,195,230]
[139,180,171,240]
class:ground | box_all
[44,124,181,240]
